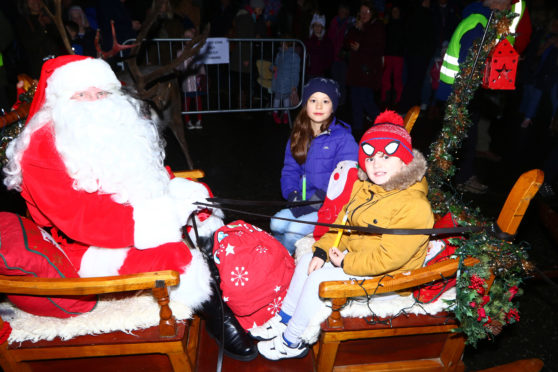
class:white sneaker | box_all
[249,315,286,341]
[194,120,203,129]
[186,121,195,130]
[257,334,308,360]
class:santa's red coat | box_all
[19,123,193,275]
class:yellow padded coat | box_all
[313,151,434,277]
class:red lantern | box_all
[482,38,518,90]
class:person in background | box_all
[177,17,206,130]
[304,13,334,79]
[327,2,353,106]
[345,0,385,137]
[291,0,317,42]
[271,40,301,124]
[16,0,64,78]
[398,0,435,114]
[230,0,268,108]
[208,0,237,37]
[435,0,514,194]
[263,0,282,36]
[380,3,405,109]
[67,5,96,57]
[270,78,358,255]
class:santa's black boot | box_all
[200,284,258,361]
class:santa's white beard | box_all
[52,93,170,205]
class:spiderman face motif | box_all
[361,139,401,158]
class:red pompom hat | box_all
[358,110,413,169]
[26,55,121,124]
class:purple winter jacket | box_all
[280,118,358,200]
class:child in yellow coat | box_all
[254,110,434,360]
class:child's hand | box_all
[308,257,325,275]
[329,247,344,267]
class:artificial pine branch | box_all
[424,10,532,346]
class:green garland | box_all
[426,10,532,346]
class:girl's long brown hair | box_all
[290,106,333,165]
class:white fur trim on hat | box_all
[45,58,121,103]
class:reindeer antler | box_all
[126,0,208,97]
[94,20,138,60]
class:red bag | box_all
[0,212,98,318]
[413,213,462,303]
[213,220,295,330]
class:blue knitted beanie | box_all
[301,78,340,112]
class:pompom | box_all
[373,110,404,126]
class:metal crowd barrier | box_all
[120,38,306,115]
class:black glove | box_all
[287,191,300,203]
[290,189,325,218]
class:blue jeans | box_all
[270,208,318,255]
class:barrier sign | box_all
[199,38,229,65]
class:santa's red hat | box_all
[26,55,122,124]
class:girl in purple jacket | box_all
[271,78,358,254]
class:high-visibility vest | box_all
[439,0,525,86]
[507,0,526,46]
[439,13,488,85]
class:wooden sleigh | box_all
[313,168,544,372]
[0,169,205,372]
[0,104,545,371]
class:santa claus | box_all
[3,55,256,360]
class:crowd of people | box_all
[1,0,557,196]
[202,0,557,195]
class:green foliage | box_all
[426,10,530,346]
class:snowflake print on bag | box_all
[231,266,249,286]
[267,296,283,315]
[255,244,268,254]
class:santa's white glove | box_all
[133,195,184,249]
[132,178,209,250]
[168,177,210,225]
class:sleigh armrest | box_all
[318,257,478,300]
[0,270,180,296]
